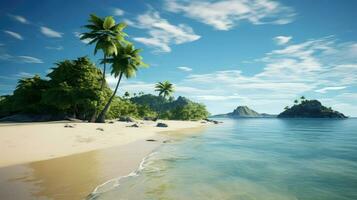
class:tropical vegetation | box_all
[0,14,210,122]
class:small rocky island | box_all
[212,106,276,118]
[278,99,347,118]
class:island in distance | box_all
[278,99,347,118]
[211,106,276,118]
[211,98,347,119]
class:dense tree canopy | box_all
[0,56,209,121]
[0,57,111,120]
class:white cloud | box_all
[15,72,34,78]
[177,66,193,72]
[113,8,125,16]
[17,56,43,63]
[129,10,201,52]
[165,0,296,31]
[274,35,292,45]
[106,74,155,94]
[73,32,91,44]
[46,69,53,74]
[9,14,29,24]
[173,37,357,115]
[315,86,346,93]
[45,46,64,50]
[0,53,43,64]
[4,30,23,40]
[40,26,63,38]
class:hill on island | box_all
[278,99,347,118]
[212,106,276,118]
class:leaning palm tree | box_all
[81,14,127,89]
[155,81,174,99]
[96,43,147,123]
[80,14,128,121]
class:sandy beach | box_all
[0,120,208,200]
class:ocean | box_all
[91,118,357,200]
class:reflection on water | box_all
[96,119,357,200]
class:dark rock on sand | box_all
[156,122,168,127]
[118,116,135,122]
[127,123,139,128]
[64,124,75,128]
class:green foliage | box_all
[279,99,347,118]
[169,102,209,120]
[81,14,128,56]
[11,75,52,113]
[0,95,15,118]
[131,94,168,112]
[106,44,147,79]
[155,81,174,99]
[131,94,209,120]
[105,97,157,119]
[0,57,111,120]
[105,97,138,119]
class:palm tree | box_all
[284,106,290,110]
[294,99,299,104]
[81,14,128,121]
[300,96,306,103]
[155,81,174,99]
[96,44,147,122]
[123,91,130,99]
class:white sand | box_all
[0,120,206,167]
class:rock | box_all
[127,123,139,128]
[118,116,135,122]
[146,139,157,142]
[204,118,222,124]
[96,128,104,131]
[211,106,276,118]
[163,140,172,143]
[108,121,115,124]
[143,116,158,121]
[156,122,168,127]
[64,124,75,128]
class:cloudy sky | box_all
[0,0,357,116]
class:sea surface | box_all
[91,118,357,200]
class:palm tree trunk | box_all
[96,72,123,123]
[100,55,107,90]
[89,55,107,122]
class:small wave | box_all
[86,151,158,200]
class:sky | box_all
[0,0,357,116]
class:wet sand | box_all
[0,138,162,200]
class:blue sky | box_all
[0,0,357,116]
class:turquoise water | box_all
[93,118,357,200]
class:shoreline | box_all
[0,120,209,200]
[0,120,207,167]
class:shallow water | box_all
[93,118,357,200]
